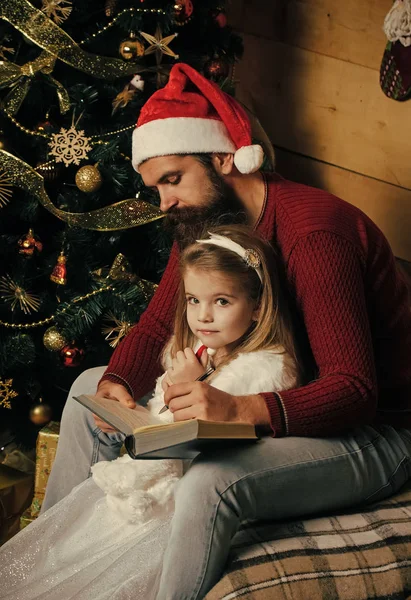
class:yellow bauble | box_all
[43,326,67,351]
[119,35,145,61]
[75,165,103,193]
[29,401,53,426]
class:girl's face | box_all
[183,267,258,354]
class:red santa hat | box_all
[132,63,264,174]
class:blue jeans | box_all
[42,367,411,600]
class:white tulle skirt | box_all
[0,477,173,600]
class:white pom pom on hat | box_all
[132,63,264,174]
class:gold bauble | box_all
[29,400,53,426]
[119,35,145,61]
[43,326,67,351]
[75,164,103,193]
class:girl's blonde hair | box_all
[168,224,300,375]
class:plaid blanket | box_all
[205,481,411,600]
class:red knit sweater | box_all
[102,174,411,436]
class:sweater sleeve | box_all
[100,242,180,400]
[261,231,377,437]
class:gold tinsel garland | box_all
[0,150,164,230]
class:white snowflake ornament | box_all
[48,126,92,167]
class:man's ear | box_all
[211,153,234,175]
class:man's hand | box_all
[164,381,271,425]
[93,380,136,433]
[165,348,207,387]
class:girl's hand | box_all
[166,348,206,385]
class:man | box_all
[42,63,411,600]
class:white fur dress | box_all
[0,348,296,600]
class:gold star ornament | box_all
[140,26,179,64]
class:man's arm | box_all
[99,242,181,400]
[260,230,377,436]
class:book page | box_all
[79,395,163,432]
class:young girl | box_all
[0,225,299,600]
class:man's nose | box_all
[159,189,178,213]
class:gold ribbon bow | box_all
[0,150,164,231]
[0,0,146,80]
[0,50,70,115]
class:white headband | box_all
[195,233,263,283]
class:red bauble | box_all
[203,57,230,81]
[173,0,193,25]
[214,11,227,28]
[60,344,85,367]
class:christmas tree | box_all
[0,0,243,448]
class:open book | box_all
[73,394,259,459]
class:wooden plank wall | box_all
[227,0,411,261]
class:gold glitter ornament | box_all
[0,275,41,314]
[0,378,18,409]
[43,325,67,351]
[75,164,103,193]
[0,170,13,208]
[119,34,145,61]
[49,126,92,167]
[29,398,53,425]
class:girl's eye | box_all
[187,297,199,305]
[216,298,229,306]
[168,176,181,185]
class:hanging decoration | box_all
[0,170,13,208]
[50,251,67,285]
[48,126,93,167]
[0,274,41,314]
[380,0,411,101]
[140,26,179,63]
[29,398,53,425]
[203,56,230,81]
[0,51,71,115]
[102,312,133,348]
[213,9,227,28]
[36,159,62,183]
[60,343,85,367]
[105,0,118,17]
[119,33,145,61]
[0,378,18,409]
[112,83,137,113]
[41,0,72,25]
[1,150,164,231]
[43,326,67,351]
[173,0,194,26]
[75,164,103,193]
[18,229,43,256]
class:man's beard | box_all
[163,165,247,248]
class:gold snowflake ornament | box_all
[0,274,41,314]
[0,171,13,208]
[41,0,72,24]
[0,378,18,410]
[48,126,92,167]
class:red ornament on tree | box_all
[50,250,67,285]
[173,0,194,25]
[60,343,85,367]
[18,229,43,256]
[214,11,227,28]
[203,57,230,81]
